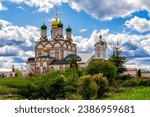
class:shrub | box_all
[77,73,109,99]
[64,68,80,93]
[122,80,137,87]
[77,75,97,99]
[138,79,150,86]
[86,60,117,85]
[92,73,109,98]
[117,74,133,81]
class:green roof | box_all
[66,25,72,32]
[41,23,47,30]
[57,21,63,27]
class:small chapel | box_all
[26,11,107,74]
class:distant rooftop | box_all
[0,69,12,72]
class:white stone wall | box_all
[0,72,15,77]
[124,70,137,77]
[141,72,150,78]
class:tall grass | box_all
[107,87,150,100]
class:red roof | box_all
[126,68,137,71]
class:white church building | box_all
[26,12,107,74]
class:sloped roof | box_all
[50,54,82,65]
[77,53,94,63]
[0,69,12,72]
[27,57,35,61]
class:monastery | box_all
[26,11,107,74]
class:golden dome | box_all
[43,47,49,52]
[99,33,103,40]
[51,17,59,29]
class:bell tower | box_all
[40,20,47,41]
[94,33,107,60]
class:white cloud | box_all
[79,28,87,33]
[67,0,150,20]
[0,2,7,11]
[10,0,67,13]
[16,6,25,10]
[73,29,150,69]
[9,0,150,20]
[0,20,11,27]
[0,19,40,68]
[125,16,150,33]
[48,17,55,22]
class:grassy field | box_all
[0,78,34,99]
[1,78,150,100]
[107,87,150,100]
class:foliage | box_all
[92,73,109,98]
[117,74,133,81]
[77,73,109,99]
[70,58,78,69]
[19,68,80,99]
[138,79,150,86]
[107,87,150,100]
[122,80,137,87]
[137,69,141,77]
[64,68,80,93]
[15,70,22,77]
[86,60,117,85]
[109,41,127,77]
[77,75,97,99]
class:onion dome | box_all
[66,25,72,32]
[57,21,63,28]
[41,23,47,30]
[43,47,49,52]
[51,17,59,29]
[99,33,102,40]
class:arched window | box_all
[38,51,42,57]
[36,67,40,73]
[55,50,59,59]
[43,67,47,73]
[59,65,63,70]
[50,66,54,71]
[97,51,100,57]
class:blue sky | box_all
[1,0,150,70]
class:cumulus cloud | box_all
[10,0,67,13]
[9,0,150,20]
[73,29,150,70]
[0,2,7,11]
[8,0,150,20]
[79,28,87,33]
[125,16,150,33]
[67,0,150,20]
[0,19,39,68]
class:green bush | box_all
[92,73,109,98]
[77,75,97,99]
[86,60,117,85]
[122,80,137,87]
[64,68,80,93]
[77,73,109,99]
[138,79,150,86]
[117,74,133,81]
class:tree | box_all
[77,73,109,99]
[137,69,141,77]
[109,40,127,77]
[70,58,78,69]
[86,60,116,85]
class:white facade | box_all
[0,69,15,78]
[26,13,107,74]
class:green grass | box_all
[107,87,150,100]
[0,78,35,100]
